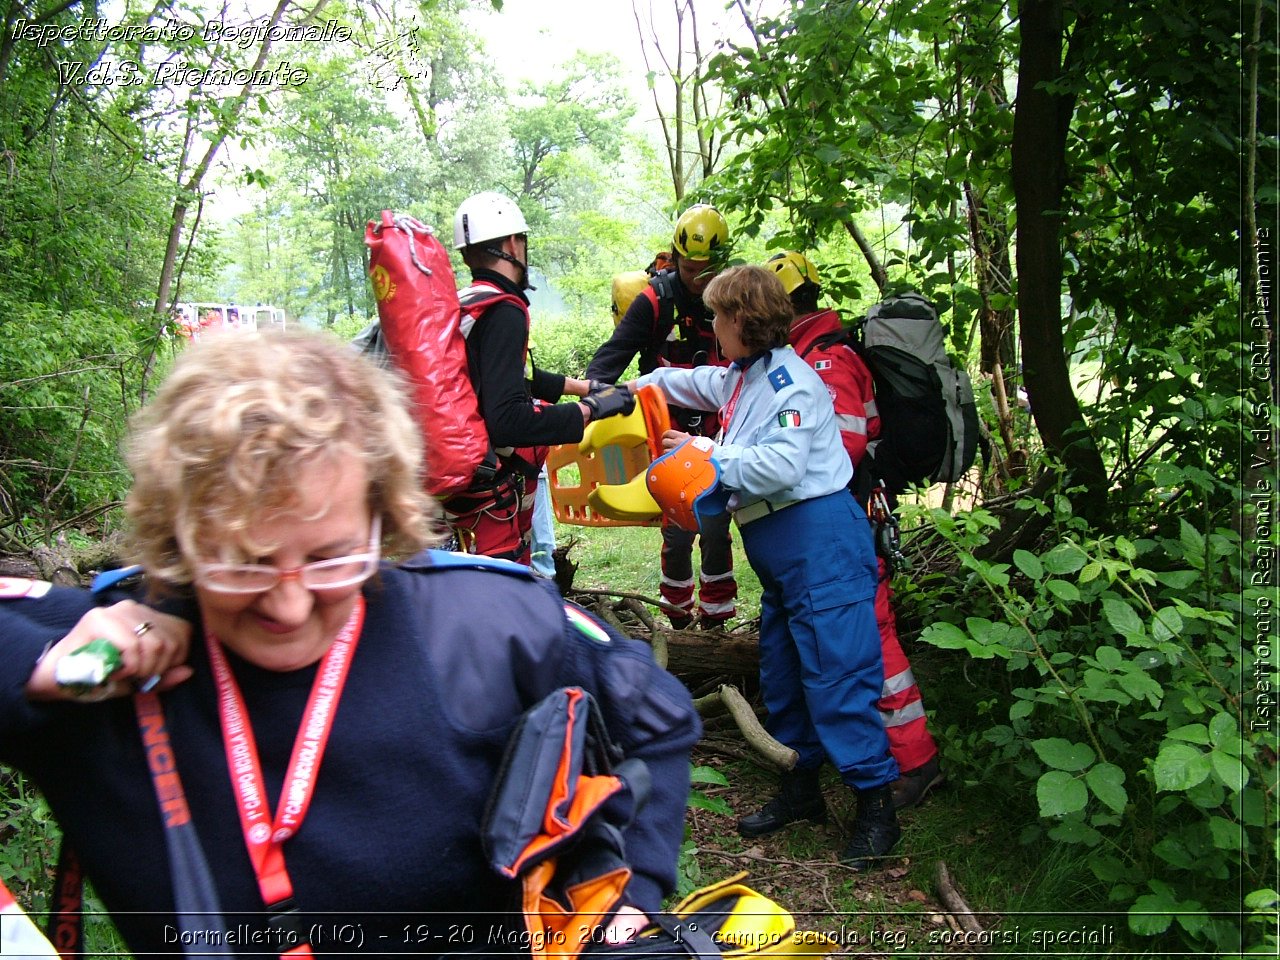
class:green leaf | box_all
[1080,561,1104,583]
[1167,723,1210,745]
[1103,597,1145,638]
[1089,855,1130,883]
[921,621,970,650]
[687,792,733,816]
[1042,543,1087,574]
[1046,579,1081,602]
[1117,669,1163,706]
[1036,771,1088,816]
[1208,815,1244,851]
[1151,606,1185,643]
[1085,763,1128,812]
[1009,700,1035,722]
[1244,889,1280,910]
[1208,711,1241,751]
[1153,835,1196,869]
[689,766,730,787]
[1014,549,1044,580]
[1155,570,1199,589]
[1211,750,1249,792]
[1094,646,1123,670]
[1179,519,1206,558]
[1154,742,1212,792]
[1033,738,1096,772]
[815,144,843,164]
[1129,893,1176,935]
[1048,818,1102,846]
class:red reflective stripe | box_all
[206,597,365,919]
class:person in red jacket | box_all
[767,250,945,810]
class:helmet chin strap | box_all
[483,244,537,291]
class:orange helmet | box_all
[645,436,729,532]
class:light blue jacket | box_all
[638,346,852,511]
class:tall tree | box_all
[1010,0,1105,497]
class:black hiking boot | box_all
[839,784,902,871]
[737,766,827,838]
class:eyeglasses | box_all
[196,516,382,595]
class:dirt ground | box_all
[682,745,985,958]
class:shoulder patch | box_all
[403,549,535,578]
[767,366,794,392]
[778,409,803,428]
[91,565,144,594]
[0,577,52,600]
[564,604,611,644]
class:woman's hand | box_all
[660,429,691,452]
[603,905,650,945]
[25,600,194,702]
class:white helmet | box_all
[453,192,529,249]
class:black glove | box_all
[582,384,636,422]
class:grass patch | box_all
[554,519,763,625]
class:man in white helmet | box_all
[446,191,634,564]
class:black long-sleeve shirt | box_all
[464,268,585,448]
[585,270,713,383]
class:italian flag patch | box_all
[778,409,802,428]
[565,604,611,644]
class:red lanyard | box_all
[719,371,747,438]
[205,597,366,932]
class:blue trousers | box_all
[738,491,899,790]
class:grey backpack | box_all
[857,292,979,492]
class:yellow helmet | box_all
[765,251,821,295]
[672,205,729,260]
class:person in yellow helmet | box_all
[586,204,737,630]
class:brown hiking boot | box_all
[890,755,945,811]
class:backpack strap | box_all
[646,270,678,340]
[798,329,849,360]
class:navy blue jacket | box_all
[0,554,700,956]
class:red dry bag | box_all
[365,212,494,498]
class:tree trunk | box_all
[843,217,888,294]
[151,0,293,350]
[1011,0,1107,505]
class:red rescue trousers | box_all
[875,558,939,774]
[442,447,546,567]
[659,510,737,626]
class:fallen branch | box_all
[935,861,984,935]
[715,683,797,771]
[570,586,688,618]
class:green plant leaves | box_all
[1037,770,1088,816]
[1033,738,1096,771]
[1085,763,1128,812]
[1103,597,1145,640]
[1154,742,1212,792]
[1014,549,1044,580]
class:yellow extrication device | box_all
[547,385,670,526]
